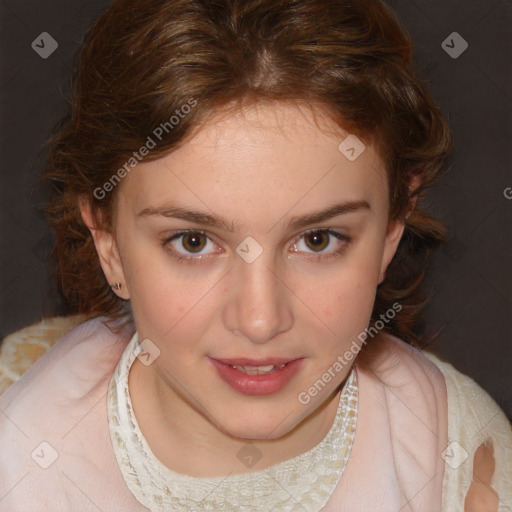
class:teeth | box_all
[232,364,286,375]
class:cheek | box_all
[131,281,190,332]
[305,259,381,332]
[318,287,376,330]
[124,251,222,341]
[119,244,181,327]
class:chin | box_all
[211,407,302,441]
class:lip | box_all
[208,357,304,396]
[213,357,298,366]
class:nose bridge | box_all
[224,252,292,344]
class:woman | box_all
[0,0,510,510]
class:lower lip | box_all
[208,358,304,396]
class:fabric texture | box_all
[423,352,512,511]
[0,315,85,395]
[0,316,510,511]
[108,332,358,512]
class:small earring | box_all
[110,283,122,291]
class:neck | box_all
[128,357,345,478]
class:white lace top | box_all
[107,332,359,512]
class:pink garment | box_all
[324,334,448,511]
[0,317,450,510]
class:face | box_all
[84,102,405,441]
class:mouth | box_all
[230,363,287,375]
[214,357,297,374]
[208,357,304,395]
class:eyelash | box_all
[161,229,352,265]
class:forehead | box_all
[117,103,389,225]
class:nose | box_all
[223,257,293,344]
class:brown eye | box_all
[181,232,207,253]
[162,230,221,264]
[290,229,351,261]
[304,231,330,252]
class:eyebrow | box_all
[136,199,370,232]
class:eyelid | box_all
[289,228,351,258]
[293,226,349,240]
[162,227,351,263]
[162,229,219,263]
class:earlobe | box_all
[78,198,130,300]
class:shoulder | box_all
[0,314,87,394]
[0,316,136,510]
[356,332,449,434]
[356,333,512,509]
[422,350,512,445]
[0,316,133,408]
[423,351,512,511]
[357,330,448,405]
[334,333,449,511]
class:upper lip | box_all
[211,357,303,366]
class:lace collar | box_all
[107,332,358,511]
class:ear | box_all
[377,175,421,284]
[377,219,405,284]
[79,198,130,300]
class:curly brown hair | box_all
[42,0,452,345]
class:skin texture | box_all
[81,102,408,477]
[464,442,499,512]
